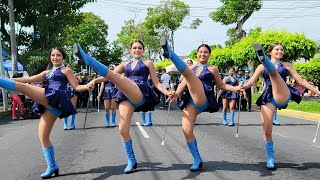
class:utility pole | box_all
[8,0,17,73]
[0,31,9,111]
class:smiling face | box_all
[269,44,284,61]
[228,68,235,76]
[197,47,210,64]
[130,42,144,59]
[50,49,64,67]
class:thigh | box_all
[118,101,135,129]
[15,83,53,109]
[182,104,199,128]
[260,103,276,129]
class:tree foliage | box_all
[294,55,320,83]
[116,19,160,60]
[63,12,122,72]
[145,0,201,51]
[193,30,317,72]
[209,0,262,45]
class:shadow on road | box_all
[57,160,320,179]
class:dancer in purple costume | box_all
[97,65,118,127]
[162,38,241,171]
[242,42,320,170]
[73,40,169,173]
[219,67,239,126]
[0,48,89,178]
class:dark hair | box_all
[12,72,23,78]
[130,40,145,50]
[229,67,235,71]
[187,59,193,65]
[267,43,284,54]
[49,47,67,60]
[197,44,211,54]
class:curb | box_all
[278,109,320,121]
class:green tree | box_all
[116,19,161,60]
[145,0,201,51]
[210,0,262,46]
[207,30,317,71]
[294,55,320,85]
[63,12,121,72]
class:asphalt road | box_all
[0,104,319,180]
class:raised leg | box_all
[253,42,290,106]
[73,44,144,105]
[160,38,206,107]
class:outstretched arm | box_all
[13,70,48,83]
[64,68,89,92]
[147,60,170,96]
[211,66,237,92]
[286,63,320,96]
[242,65,264,90]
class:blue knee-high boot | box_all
[253,42,276,73]
[123,140,137,173]
[41,146,59,179]
[222,112,227,125]
[0,77,16,91]
[141,112,146,124]
[73,43,109,77]
[111,113,116,127]
[265,141,276,170]
[228,112,235,126]
[160,37,187,73]
[187,139,203,171]
[143,112,153,126]
[63,117,68,130]
[105,113,110,127]
[69,114,76,130]
[273,112,280,126]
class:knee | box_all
[119,126,129,137]
[110,106,116,112]
[263,128,272,137]
[182,127,193,138]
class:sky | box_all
[82,0,320,56]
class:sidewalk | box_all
[278,109,320,121]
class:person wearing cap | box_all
[243,70,252,112]
[236,68,245,110]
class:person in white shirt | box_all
[160,68,170,108]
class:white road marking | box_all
[312,145,320,149]
[136,122,150,138]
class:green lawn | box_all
[252,93,320,114]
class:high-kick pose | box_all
[0,48,88,178]
[73,40,169,173]
[97,65,118,127]
[242,42,320,170]
[161,38,240,171]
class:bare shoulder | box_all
[208,65,218,73]
[143,59,153,66]
[61,67,72,74]
[282,62,293,69]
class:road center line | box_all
[136,122,150,138]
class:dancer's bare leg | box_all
[104,99,111,113]
[118,101,135,141]
[38,111,58,148]
[14,82,54,109]
[182,105,199,142]
[268,73,290,105]
[260,103,276,142]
